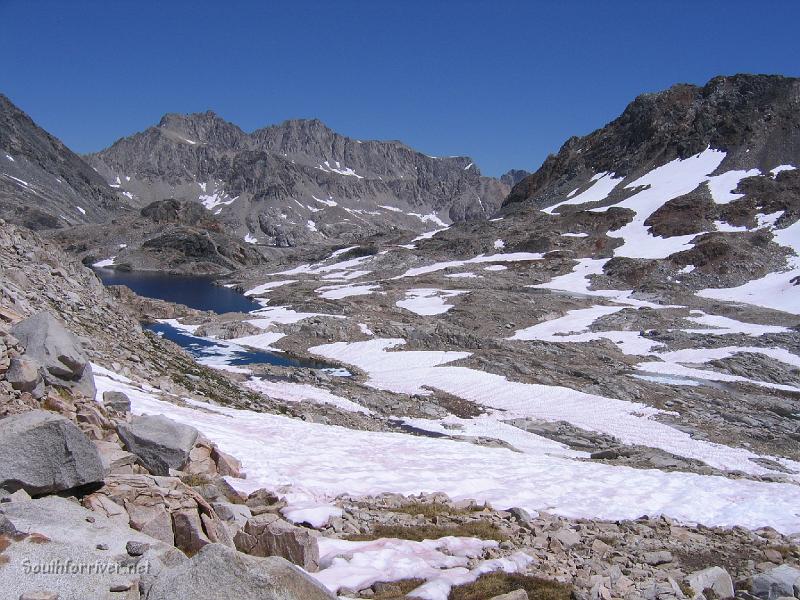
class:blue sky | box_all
[1,0,799,176]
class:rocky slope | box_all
[0,94,126,230]
[3,215,799,600]
[86,113,510,247]
[51,198,268,274]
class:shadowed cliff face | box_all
[505,74,800,210]
[0,94,124,230]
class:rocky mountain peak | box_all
[500,168,530,188]
[505,73,800,209]
[85,111,510,248]
[156,110,246,149]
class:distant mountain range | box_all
[85,112,511,247]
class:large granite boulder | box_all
[6,356,44,398]
[147,543,335,600]
[0,410,104,494]
[685,566,734,599]
[101,390,131,414]
[234,513,319,572]
[751,564,800,600]
[117,414,199,475]
[11,311,96,398]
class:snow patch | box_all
[244,280,298,296]
[92,256,116,268]
[543,172,623,215]
[396,289,467,316]
[318,284,381,300]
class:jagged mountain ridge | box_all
[504,74,800,209]
[0,94,126,230]
[87,112,510,247]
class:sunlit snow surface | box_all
[311,339,800,478]
[396,288,466,315]
[543,172,624,214]
[596,149,727,259]
[92,365,800,540]
[698,217,800,314]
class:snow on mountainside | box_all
[493,74,800,316]
[86,113,510,247]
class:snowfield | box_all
[92,366,800,538]
[396,288,466,315]
[309,339,800,478]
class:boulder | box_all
[751,565,800,600]
[212,501,252,534]
[643,550,674,566]
[102,390,131,413]
[11,312,95,397]
[172,507,212,555]
[0,410,104,495]
[117,414,199,475]
[552,527,581,548]
[6,357,44,398]
[186,436,216,476]
[234,513,319,572]
[0,512,19,535]
[146,543,335,600]
[490,591,529,600]
[212,446,243,478]
[685,566,734,599]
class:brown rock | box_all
[212,447,243,478]
[173,508,212,555]
[234,513,320,572]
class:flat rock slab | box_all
[0,496,172,600]
[0,409,104,495]
[147,543,335,600]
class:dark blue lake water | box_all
[148,322,339,370]
[95,267,346,372]
[93,268,262,314]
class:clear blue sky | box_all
[2,0,799,177]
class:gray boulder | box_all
[212,501,252,534]
[685,566,734,599]
[11,312,96,398]
[101,390,131,413]
[0,410,104,494]
[751,565,800,600]
[117,414,199,475]
[147,543,335,600]
[6,356,44,398]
